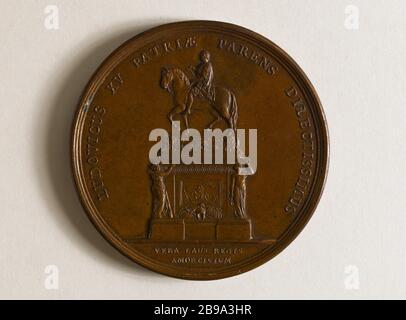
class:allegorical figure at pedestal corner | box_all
[231,165,248,219]
[149,164,173,218]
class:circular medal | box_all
[72,21,328,279]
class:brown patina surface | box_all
[72,21,328,280]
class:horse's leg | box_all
[208,88,233,129]
[208,107,222,129]
[168,104,182,123]
[227,118,234,130]
[184,93,193,115]
[183,113,189,129]
[167,108,175,122]
[169,103,188,129]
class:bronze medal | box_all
[72,21,328,280]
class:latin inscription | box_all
[106,73,123,95]
[218,38,278,75]
[131,36,197,68]
[153,247,244,265]
[86,106,109,201]
[284,86,315,214]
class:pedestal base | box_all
[149,219,185,241]
[185,220,217,240]
[149,218,253,241]
[216,219,252,241]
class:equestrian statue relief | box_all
[160,50,238,130]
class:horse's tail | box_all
[230,92,238,130]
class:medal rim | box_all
[71,20,329,280]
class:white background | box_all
[0,0,405,299]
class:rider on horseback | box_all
[185,50,214,114]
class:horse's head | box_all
[160,67,190,93]
[160,67,173,91]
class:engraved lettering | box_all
[284,86,316,213]
[86,106,109,200]
[218,38,278,75]
[131,37,197,68]
[238,45,249,57]
[151,247,244,265]
[106,73,123,95]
